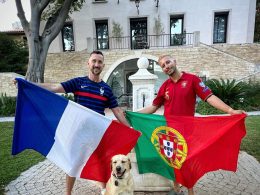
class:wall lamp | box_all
[135,0,140,15]
[155,0,159,8]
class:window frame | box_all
[61,22,75,52]
[170,15,184,46]
[95,20,109,50]
[213,12,229,44]
[130,17,148,49]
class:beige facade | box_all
[1,44,259,97]
[44,43,259,81]
[48,0,257,53]
[0,73,24,97]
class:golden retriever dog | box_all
[104,154,134,195]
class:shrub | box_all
[196,101,224,115]
[0,93,75,117]
[196,79,260,114]
[0,33,28,75]
[0,94,16,117]
[61,93,74,101]
[205,78,247,105]
[244,81,260,111]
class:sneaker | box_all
[167,189,184,195]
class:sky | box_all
[0,0,30,31]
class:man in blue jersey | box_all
[18,50,130,195]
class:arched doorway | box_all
[106,58,167,108]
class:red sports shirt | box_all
[153,72,212,116]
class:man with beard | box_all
[139,54,245,195]
[24,50,130,195]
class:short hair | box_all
[90,50,104,58]
[158,54,174,64]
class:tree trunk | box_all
[15,0,77,83]
[25,35,49,83]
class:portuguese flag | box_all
[126,111,246,188]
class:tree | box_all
[15,0,85,82]
[0,32,28,75]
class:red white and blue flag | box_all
[12,78,141,182]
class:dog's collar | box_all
[112,169,126,180]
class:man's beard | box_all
[166,67,176,76]
[91,68,101,75]
[168,71,174,76]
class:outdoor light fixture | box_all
[155,0,159,8]
[135,0,140,15]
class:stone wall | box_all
[0,73,24,97]
[1,43,259,97]
[44,49,138,83]
[44,44,258,83]
[212,43,260,64]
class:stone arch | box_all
[103,54,159,82]
[103,54,167,108]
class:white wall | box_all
[247,0,257,42]
[48,0,256,53]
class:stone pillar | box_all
[193,31,200,47]
[129,57,158,111]
[128,57,173,191]
[86,37,93,53]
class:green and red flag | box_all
[126,111,246,188]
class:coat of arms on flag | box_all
[158,133,176,159]
[151,126,188,169]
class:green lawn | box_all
[0,116,259,194]
[0,122,45,195]
[241,116,260,161]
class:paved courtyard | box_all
[5,151,260,195]
[2,112,260,194]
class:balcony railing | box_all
[117,93,132,109]
[93,33,194,50]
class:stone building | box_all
[1,0,259,99]
[48,0,256,52]
[40,0,258,105]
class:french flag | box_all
[12,78,141,182]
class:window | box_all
[95,20,109,50]
[61,23,75,51]
[130,18,148,49]
[170,15,184,45]
[213,12,228,43]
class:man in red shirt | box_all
[139,54,245,195]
